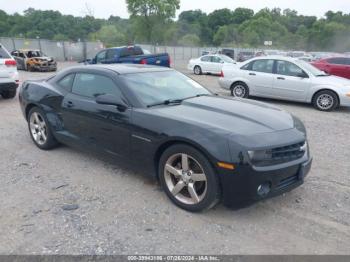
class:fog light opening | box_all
[257,182,271,197]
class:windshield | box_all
[26,51,44,58]
[120,71,211,106]
[220,55,235,63]
[296,60,328,76]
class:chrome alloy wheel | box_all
[233,85,246,97]
[29,112,47,145]
[164,153,207,205]
[317,94,334,110]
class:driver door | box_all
[272,60,311,101]
[61,72,131,158]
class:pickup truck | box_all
[89,46,171,67]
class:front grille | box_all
[252,141,306,167]
[271,141,305,162]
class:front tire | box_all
[1,89,16,99]
[28,107,59,150]
[194,66,202,75]
[159,144,221,212]
[312,90,339,111]
[231,82,249,98]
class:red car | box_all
[311,57,350,79]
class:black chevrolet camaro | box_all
[19,64,312,212]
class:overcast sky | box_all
[3,0,350,18]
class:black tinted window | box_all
[96,51,106,63]
[276,60,305,77]
[72,73,120,98]
[106,49,116,60]
[251,59,274,73]
[57,74,75,91]
[327,58,347,65]
[120,47,143,57]
[0,46,11,58]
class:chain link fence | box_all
[0,37,105,61]
[0,37,263,67]
[138,44,261,69]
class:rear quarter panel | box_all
[20,80,65,126]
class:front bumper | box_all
[32,64,57,72]
[218,157,313,209]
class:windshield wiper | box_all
[146,94,212,108]
[147,99,183,108]
[316,74,330,77]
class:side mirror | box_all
[96,94,128,112]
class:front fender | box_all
[307,85,340,103]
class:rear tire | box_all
[231,82,249,98]
[194,66,202,75]
[1,89,16,99]
[312,90,339,111]
[27,107,59,150]
[159,144,221,212]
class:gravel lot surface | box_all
[0,62,349,255]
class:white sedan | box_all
[188,54,235,75]
[219,56,350,111]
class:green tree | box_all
[178,34,201,46]
[89,25,126,47]
[126,0,180,43]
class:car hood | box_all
[151,96,295,136]
[31,56,54,61]
[312,75,350,87]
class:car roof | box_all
[71,64,172,75]
[248,55,300,63]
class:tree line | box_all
[0,0,349,52]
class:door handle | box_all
[249,73,256,76]
[64,101,74,108]
[277,77,285,80]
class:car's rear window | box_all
[0,46,11,59]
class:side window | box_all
[57,74,75,91]
[201,56,210,62]
[120,47,143,57]
[251,59,274,73]
[72,73,121,98]
[276,60,305,77]
[19,52,25,58]
[240,62,252,70]
[96,51,106,63]
[345,58,350,65]
[327,58,346,65]
[211,56,222,63]
[106,49,116,60]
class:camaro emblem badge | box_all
[300,143,307,152]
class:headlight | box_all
[247,150,272,162]
[293,116,306,135]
